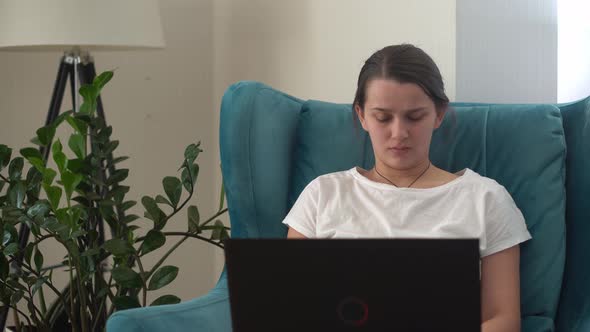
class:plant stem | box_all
[199,208,228,228]
[67,254,80,332]
[31,233,58,247]
[91,296,107,332]
[19,262,68,318]
[38,284,48,315]
[160,232,224,249]
[146,235,189,281]
[134,253,148,307]
[27,286,46,328]
[0,173,10,183]
[73,258,89,332]
[11,306,32,330]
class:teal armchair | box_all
[107,81,590,332]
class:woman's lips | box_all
[388,146,410,155]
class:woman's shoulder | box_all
[460,169,515,201]
[308,168,357,186]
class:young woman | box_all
[283,44,531,332]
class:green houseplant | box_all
[0,72,229,332]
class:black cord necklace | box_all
[374,162,431,188]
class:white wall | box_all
[0,0,219,325]
[558,0,590,103]
[1,0,457,325]
[211,0,457,273]
[456,0,558,103]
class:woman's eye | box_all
[376,116,390,123]
[408,116,424,122]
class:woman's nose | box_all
[390,119,409,139]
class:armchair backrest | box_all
[219,81,570,331]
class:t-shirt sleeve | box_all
[482,186,532,257]
[282,179,320,238]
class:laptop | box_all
[225,238,480,332]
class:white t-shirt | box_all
[283,167,532,257]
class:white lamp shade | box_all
[0,0,165,51]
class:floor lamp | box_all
[0,0,165,328]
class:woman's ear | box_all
[434,106,447,129]
[355,104,368,131]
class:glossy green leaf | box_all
[52,140,67,174]
[43,184,62,211]
[3,243,19,256]
[52,110,74,127]
[106,186,130,200]
[31,277,47,295]
[27,157,45,173]
[148,265,178,291]
[163,176,182,207]
[19,148,42,161]
[102,238,135,257]
[150,294,181,306]
[109,156,129,166]
[187,205,200,233]
[140,230,165,256]
[66,158,88,173]
[107,169,129,186]
[61,171,83,202]
[79,84,98,103]
[42,168,57,186]
[8,181,26,209]
[10,290,23,306]
[112,266,142,288]
[34,248,44,272]
[8,157,24,180]
[80,248,101,257]
[68,134,86,159]
[184,143,202,165]
[181,164,199,192]
[155,195,172,206]
[30,137,42,146]
[113,295,141,310]
[79,101,94,115]
[211,220,229,241]
[121,214,140,224]
[94,71,114,91]
[66,116,88,136]
[3,225,17,246]
[36,126,56,147]
[25,167,43,192]
[0,145,12,171]
[103,140,119,155]
[120,200,137,211]
[142,196,165,228]
[23,243,35,266]
[27,200,50,218]
[41,217,68,237]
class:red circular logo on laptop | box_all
[337,296,369,326]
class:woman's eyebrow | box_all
[372,107,428,114]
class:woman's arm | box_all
[287,227,308,239]
[481,245,521,332]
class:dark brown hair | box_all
[353,44,449,113]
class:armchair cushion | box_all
[555,97,590,332]
[290,100,567,332]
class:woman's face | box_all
[355,79,445,171]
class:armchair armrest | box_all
[106,271,231,332]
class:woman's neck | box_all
[371,160,432,188]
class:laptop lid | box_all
[225,238,480,332]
